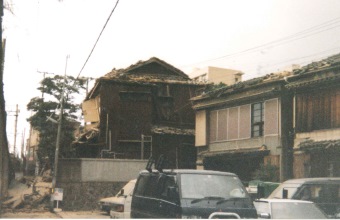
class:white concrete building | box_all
[190,66,244,85]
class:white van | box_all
[105,179,136,219]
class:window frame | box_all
[251,102,264,137]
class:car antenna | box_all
[146,156,155,173]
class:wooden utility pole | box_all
[13,104,19,156]
[51,55,69,211]
[0,0,10,202]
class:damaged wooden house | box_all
[192,70,294,182]
[74,57,204,168]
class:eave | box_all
[192,87,281,111]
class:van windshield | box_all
[180,174,247,199]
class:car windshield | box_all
[271,202,327,219]
[180,174,247,199]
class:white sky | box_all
[3,0,340,155]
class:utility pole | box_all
[21,128,25,158]
[13,104,19,156]
[37,71,55,100]
[50,55,69,212]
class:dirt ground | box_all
[0,172,110,219]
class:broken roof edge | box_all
[191,73,290,102]
[109,57,190,80]
[293,52,340,75]
[151,125,195,136]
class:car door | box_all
[131,174,159,218]
[157,175,180,218]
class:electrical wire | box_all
[76,0,120,80]
[182,16,340,68]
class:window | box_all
[134,174,159,197]
[160,176,177,202]
[251,102,264,137]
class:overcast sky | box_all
[3,0,340,155]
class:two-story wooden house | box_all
[192,72,294,182]
[75,57,204,169]
[286,53,340,178]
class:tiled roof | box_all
[293,53,340,75]
[101,57,201,85]
[151,125,195,136]
[285,53,340,89]
[193,71,291,100]
[299,139,340,151]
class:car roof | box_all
[282,177,340,184]
[254,199,314,204]
[139,169,238,176]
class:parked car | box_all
[131,167,257,218]
[254,198,327,219]
[247,180,280,200]
[267,177,340,218]
[98,179,136,217]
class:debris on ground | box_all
[1,170,52,212]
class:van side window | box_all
[144,175,159,197]
[160,176,176,201]
[134,175,149,196]
[135,174,160,197]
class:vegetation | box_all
[252,163,280,182]
[27,75,86,169]
[203,82,227,93]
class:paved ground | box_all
[0,210,110,219]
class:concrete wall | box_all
[57,158,147,182]
[56,158,148,211]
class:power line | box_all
[76,0,120,80]
[239,47,340,76]
[182,16,340,68]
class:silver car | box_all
[253,199,327,219]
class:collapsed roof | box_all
[86,57,205,100]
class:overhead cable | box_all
[182,16,340,67]
[76,0,120,80]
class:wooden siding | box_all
[295,87,340,132]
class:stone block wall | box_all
[55,158,147,211]
[56,181,126,211]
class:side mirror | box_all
[120,189,125,196]
[257,185,265,199]
[282,189,288,199]
[258,213,271,219]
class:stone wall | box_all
[55,158,147,211]
[56,181,126,211]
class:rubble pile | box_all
[1,171,52,212]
